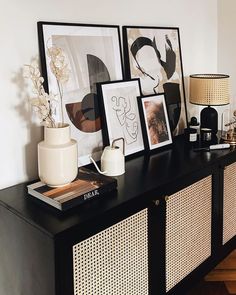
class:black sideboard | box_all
[1,136,236,295]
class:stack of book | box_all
[27,167,117,211]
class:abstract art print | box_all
[139,94,172,151]
[98,79,144,156]
[123,26,187,136]
[38,22,123,166]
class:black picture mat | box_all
[122,25,188,137]
[97,78,145,159]
[37,21,124,93]
[137,93,173,153]
[96,80,111,148]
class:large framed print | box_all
[123,26,187,136]
[138,94,172,151]
[98,79,144,156]
[38,22,123,166]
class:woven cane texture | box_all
[73,209,148,295]
[166,176,212,292]
[189,74,229,105]
[223,162,236,245]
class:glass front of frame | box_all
[123,26,187,136]
[38,22,123,166]
[99,79,144,156]
[140,94,172,150]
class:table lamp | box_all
[189,74,230,134]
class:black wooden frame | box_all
[38,21,124,93]
[122,25,188,136]
[97,78,145,157]
[37,21,124,167]
[137,93,173,152]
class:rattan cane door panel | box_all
[73,209,148,295]
[223,162,236,245]
[166,176,212,292]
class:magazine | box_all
[27,167,117,210]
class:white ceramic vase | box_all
[38,123,78,187]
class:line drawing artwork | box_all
[111,95,138,145]
[101,80,144,156]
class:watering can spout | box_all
[89,156,107,175]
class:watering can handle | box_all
[111,137,125,155]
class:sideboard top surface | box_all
[0,136,235,237]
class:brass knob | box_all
[152,200,160,206]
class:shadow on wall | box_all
[184,76,199,124]
[11,59,43,182]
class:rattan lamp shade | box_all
[189,74,230,106]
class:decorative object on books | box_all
[98,79,144,156]
[38,123,77,187]
[24,50,77,187]
[221,109,236,145]
[90,137,125,177]
[38,21,124,167]
[123,26,187,136]
[138,93,172,151]
[189,74,230,134]
[27,167,117,211]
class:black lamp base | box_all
[200,106,218,134]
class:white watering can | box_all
[90,138,125,177]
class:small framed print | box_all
[138,93,172,151]
[98,79,144,157]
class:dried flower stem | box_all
[57,80,64,124]
[47,44,69,124]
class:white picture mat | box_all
[41,24,123,166]
[101,80,144,156]
[126,27,186,136]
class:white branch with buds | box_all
[24,62,57,127]
[24,44,70,128]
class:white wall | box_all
[218,0,236,111]
[0,0,218,189]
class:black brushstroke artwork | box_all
[130,35,176,92]
[130,34,181,133]
[131,37,158,86]
[163,82,181,132]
